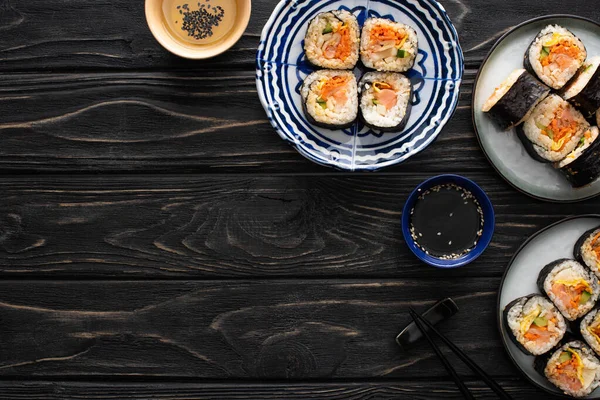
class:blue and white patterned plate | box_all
[256,0,463,171]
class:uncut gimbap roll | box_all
[538,259,599,321]
[358,72,412,132]
[556,126,600,187]
[360,18,418,72]
[581,309,600,356]
[562,57,600,119]
[574,226,600,278]
[541,341,600,397]
[482,69,550,130]
[504,294,566,355]
[301,70,358,129]
[517,95,589,163]
[304,10,360,70]
[525,25,587,90]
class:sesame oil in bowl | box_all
[162,0,237,46]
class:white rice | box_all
[522,94,589,162]
[562,56,600,100]
[542,259,599,321]
[556,126,599,168]
[360,18,418,72]
[579,227,600,278]
[545,341,600,398]
[482,69,526,112]
[582,310,600,357]
[528,25,587,90]
[304,10,360,70]
[359,72,411,129]
[506,295,566,355]
[301,70,358,127]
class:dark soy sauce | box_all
[410,183,483,259]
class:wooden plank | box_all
[0,173,590,278]
[0,70,483,173]
[0,0,597,71]
[0,279,513,378]
[0,379,556,399]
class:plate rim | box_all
[255,0,465,171]
[496,214,600,399]
[471,14,600,203]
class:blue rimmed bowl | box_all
[256,0,464,171]
[401,175,495,268]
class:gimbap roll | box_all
[538,259,599,321]
[517,95,590,163]
[358,72,412,132]
[360,18,418,72]
[525,25,587,90]
[542,341,600,397]
[574,226,600,278]
[482,69,550,130]
[504,294,566,355]
[581,309,600,356]
[304,10,360,70]
[301,70,358,129]
[562,57,600,119]
[556,126,600,188]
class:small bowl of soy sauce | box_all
[401,175,495,268]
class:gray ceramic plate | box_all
[498,215,600,398]
[473,16,600,203]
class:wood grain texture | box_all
[0,70,482,173]
[0,379,558,399]
[0,279,511,378]
[0,173,593,278]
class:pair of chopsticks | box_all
[408,308,513,400]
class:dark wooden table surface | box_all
[0,0,599,399]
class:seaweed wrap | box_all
[301,70,358,129]
[304,10,360,70]
[525,25,587,90]
[556,126,600,188]
[517,95,589,163]
[562,56,600,119]
[482,69,550,130]
[581,309,600,357]
[574,226,600,278]
[360,18,418,72]
[538,259,599,321]
[504,294,566,355]
[358,72,412,132]
[539,341,600,397]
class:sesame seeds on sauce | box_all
[162,0,236,45]
[409,183,484,260]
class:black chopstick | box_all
[408,308,475,400]
[409,307,513,400]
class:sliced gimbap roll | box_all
[358,72,412,132]
[304,10,360,70]
[301,70,358,129]
[482,69,550,130]
[538,259,599,321]
[581,309,600,357]
[525,25,587,90]
[360,18,418,72]
[517,95,590,163]
[541,341,600,398]
[562,56,600,119]
[556,126,600,188]
[574,226,600,278]
[504,294,566,355]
